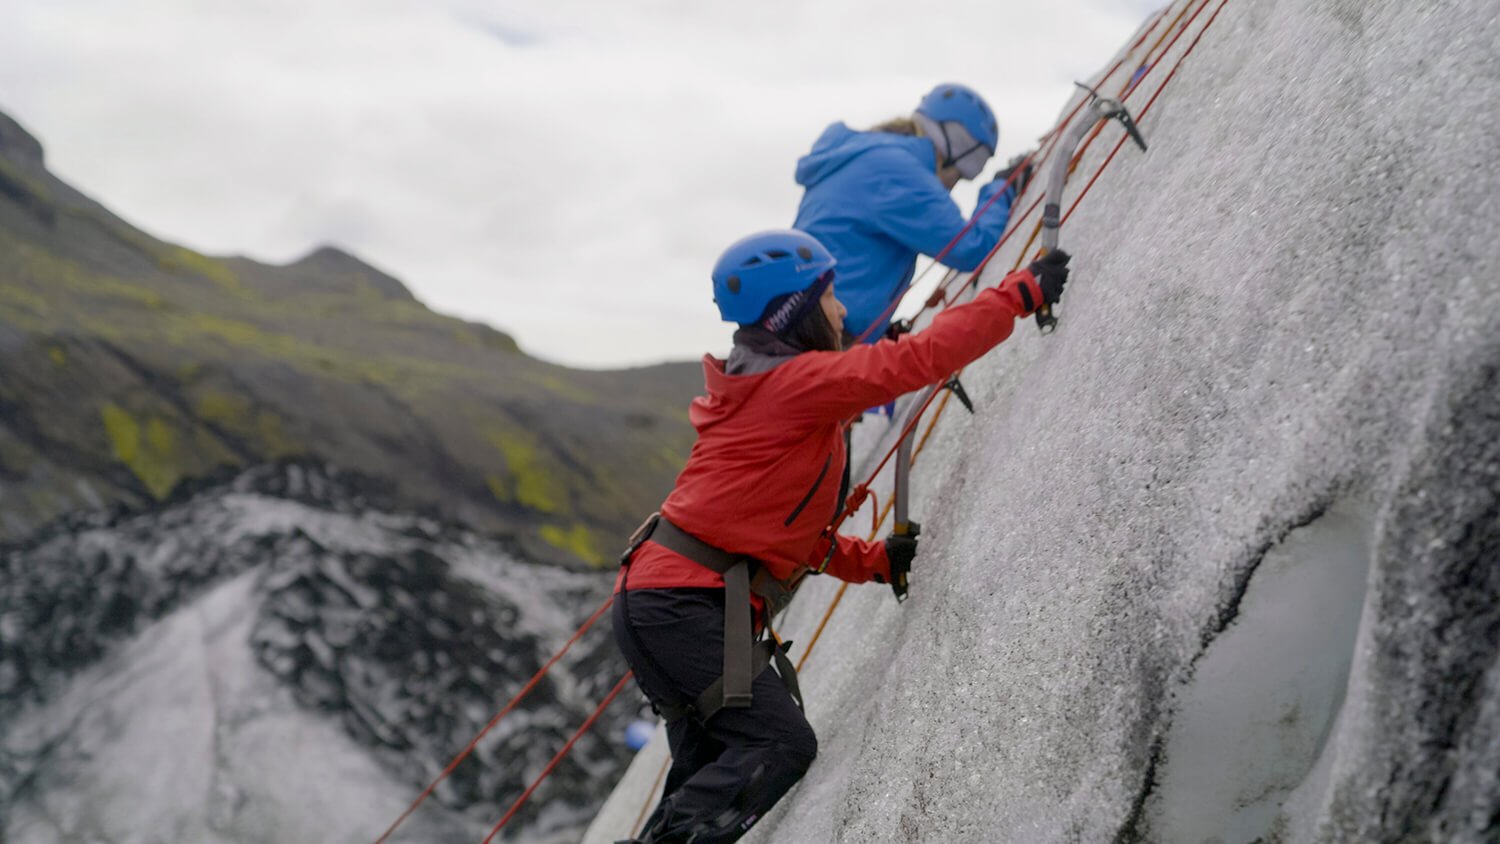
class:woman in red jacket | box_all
[613,229,1068,844]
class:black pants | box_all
[612,587,816,843]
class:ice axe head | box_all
[1030,84,1150,335]
[1076,81,1148,152]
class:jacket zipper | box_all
[784,454,832,526]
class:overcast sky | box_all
[1,0,1161,368]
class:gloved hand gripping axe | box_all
[886,378,973,601]
[890,429,919,602]
[1035,81,1148,333]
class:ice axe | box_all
[1035,81,1149,333]
[890,422,919,602]
[888,378,972,601]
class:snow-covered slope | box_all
[587,0,1500,841]
[1,464,637,843]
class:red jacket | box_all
[617,267,1044,596]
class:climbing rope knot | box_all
[843,482,872,520]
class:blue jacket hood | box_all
[791,122,1016,342]
[794,122,937,189]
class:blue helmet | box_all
[711,229,837,324]
[916,83,999,155]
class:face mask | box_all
[937,119,993,179]
[914,113,993,179]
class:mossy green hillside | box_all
[192,388,298,457]
[156,245,241,291]
[0,122,702,562]
[484,426,568,514]
[0,155,53,222]
[99,400,239,499]
[540,523,605,567]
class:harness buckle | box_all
[619,512,662,566]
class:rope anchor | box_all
[1036,81,1150,334]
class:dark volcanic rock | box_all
[1,463,638,843]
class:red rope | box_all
[827,0,1230,541]
[903,2,1178,324]
[385,6,1236,840]
[1062,0,1229,228]
[851,1,1176,346]
[850,145,1041,345]
[479,672,634,844]
[374,596,615,844]
[968,0,1214,282]
[464,4,1237,836]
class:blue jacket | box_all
[792,122,1015,341]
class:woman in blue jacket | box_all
[793,83,1026,342]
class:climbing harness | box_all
[1034,82,1149,333]
[619,0,1231,834]
[618,513,804,724]
[372,3,1233,840]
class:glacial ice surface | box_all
[586,0,1500,841]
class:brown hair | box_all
[784,303,844,353]
[867,116,923,136]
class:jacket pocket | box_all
[784,454,832,526]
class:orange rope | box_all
[798,0,1233,669]
[617,0,1233,832]
[826,0,1216,549]
[1061,0,1228,231]
[851,144,1046,345]
[631,757,672,837]
[797,391,948,671]
[912,4,1177,322]
[1008,216,1047,274]
[1137,0,1201,82]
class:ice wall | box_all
[586,0,1499,841]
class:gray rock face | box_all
[586,0,1499,842]
[1,463,638,843]
[0,113,44,170]
[227,245,418,303]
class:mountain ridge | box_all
[0,110,700,563]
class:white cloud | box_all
[0,0,1160,367]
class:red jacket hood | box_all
[689,353,779,433]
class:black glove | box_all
[1027,249,1071,306]
[883,524,920,601]
[995,152,1035,197]
[884,318,913,341]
